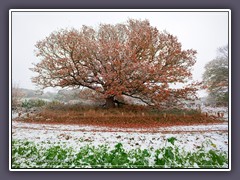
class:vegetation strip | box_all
[12,139,228,169]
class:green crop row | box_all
[11,139,228,169]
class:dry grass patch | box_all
[19,104,224,128]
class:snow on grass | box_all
[11,121,229,169]
[12,120,228,132]
[12,121,228,152]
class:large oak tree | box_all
[31,19,199,108]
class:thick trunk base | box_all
[105,97,116,108]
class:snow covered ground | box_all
[12,121,228,154]
[11,103,229,169]
[11,120,229,169]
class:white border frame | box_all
[9,9,231,171]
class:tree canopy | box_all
[31,19,199,108]
[203,45,229,106]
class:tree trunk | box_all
[105,96,116,108]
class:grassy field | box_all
[12,102,228,169]
[16,103,224,128]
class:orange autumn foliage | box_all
[31,19,200,108]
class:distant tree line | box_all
[203,45,229,107]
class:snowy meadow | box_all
[11,120,228,169]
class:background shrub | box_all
[21,99,47,109]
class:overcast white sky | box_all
[11,10,229,97]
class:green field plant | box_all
[12,138,228,169]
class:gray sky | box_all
[11,10,229,97]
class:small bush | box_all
[21,99,47,109]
